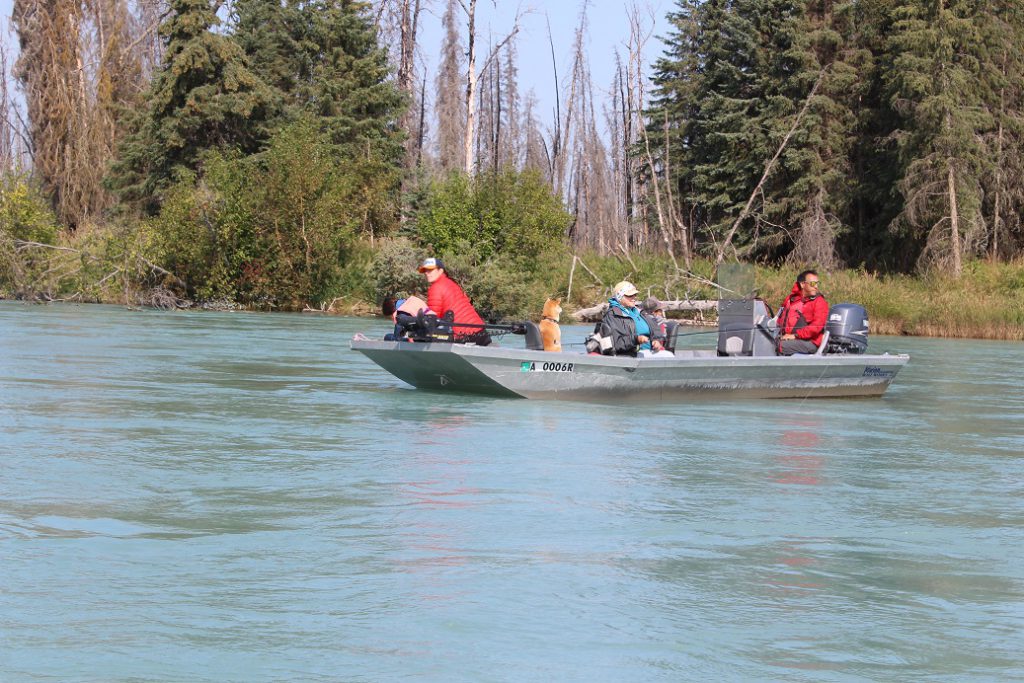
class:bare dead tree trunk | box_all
[0,39,15,171]
[947,159,963,275]
[659,110,688,265]
[474,56,484,174]
[397,0,422,172]
[462,0,478,174]
[435,0,465,173]
[563,30,621,255]
[133,0,165,81]
[610,59,623,215]
[522,92,549,177]
[416,71,427,169]
[640,117,680,270]
[625,3,650,228]
[992,60,1007,260]
[553,10,586,197]
[547,16,561,180]
[475,42,497,174]
[396,0,419,105]
[501,40,520,169]
[493,52,501,174]
[460,1,520,176]
[788,187,839,269]
[607,60,626,253]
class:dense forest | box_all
[1,0,1023,318]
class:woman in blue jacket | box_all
[597,281,668,356]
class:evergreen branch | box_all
[715,70,825,266]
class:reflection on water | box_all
[773,417,826,486]
[1,303,1022,682]
[764,418,827,616]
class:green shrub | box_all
[369,237,427,304]
[150,119,399,308]
[439,244,540,320]
[414,169,572,261]
[0,174,59,244]
[0,174,61,297]
[62,220,170,303]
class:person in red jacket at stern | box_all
[418,257,491,345]
[777,269,829,355]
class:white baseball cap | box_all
[613,281,639,298]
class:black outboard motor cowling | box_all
[826,303,869,354]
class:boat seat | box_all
[664,320,680,352]
[522,321,544,350]
[814,330,830,355]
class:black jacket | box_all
[597,303,666,356]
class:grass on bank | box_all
[358,241,1023,340]
[808,263,1024,340]
[436,250,1023,341]
[3,222,1022,340]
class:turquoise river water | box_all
[1,302,1022,682]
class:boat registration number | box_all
[521,361,574,372]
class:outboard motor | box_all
[826,303,869,354]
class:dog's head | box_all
[543,297,562,322]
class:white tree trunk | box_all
[947,160,962,275]
[463,0,477,174]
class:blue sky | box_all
[1,0,674,133]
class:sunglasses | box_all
[804,280,821,287]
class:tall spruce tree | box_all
[979,0,1024,259]
[232,0,404,166]
[109,0,277,213]
[885,0,992,274]
[649,0,814,260]
[780,0,867,268]
[647,0,703,248]
[843,0,904,267]
[231,0,307,100]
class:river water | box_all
[1,302,1021,682]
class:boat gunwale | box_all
[350,338,910,369]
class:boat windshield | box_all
[716,263,756,300]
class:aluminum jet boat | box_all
[351,299,909,401]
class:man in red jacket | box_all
[777,269,829,355]
[418,257,490,345]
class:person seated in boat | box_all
[384,295,436,341]
[419,257,491,346]
[642,296,668,338]
[596,281,670,357]
[777,269,828,355]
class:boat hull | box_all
[351,339,909,401]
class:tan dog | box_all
[540,297,562,352]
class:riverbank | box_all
[3,240,1021,340]
[356,253,1024,341]
[752,260,1024,340]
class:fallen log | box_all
[570,299,718,322]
